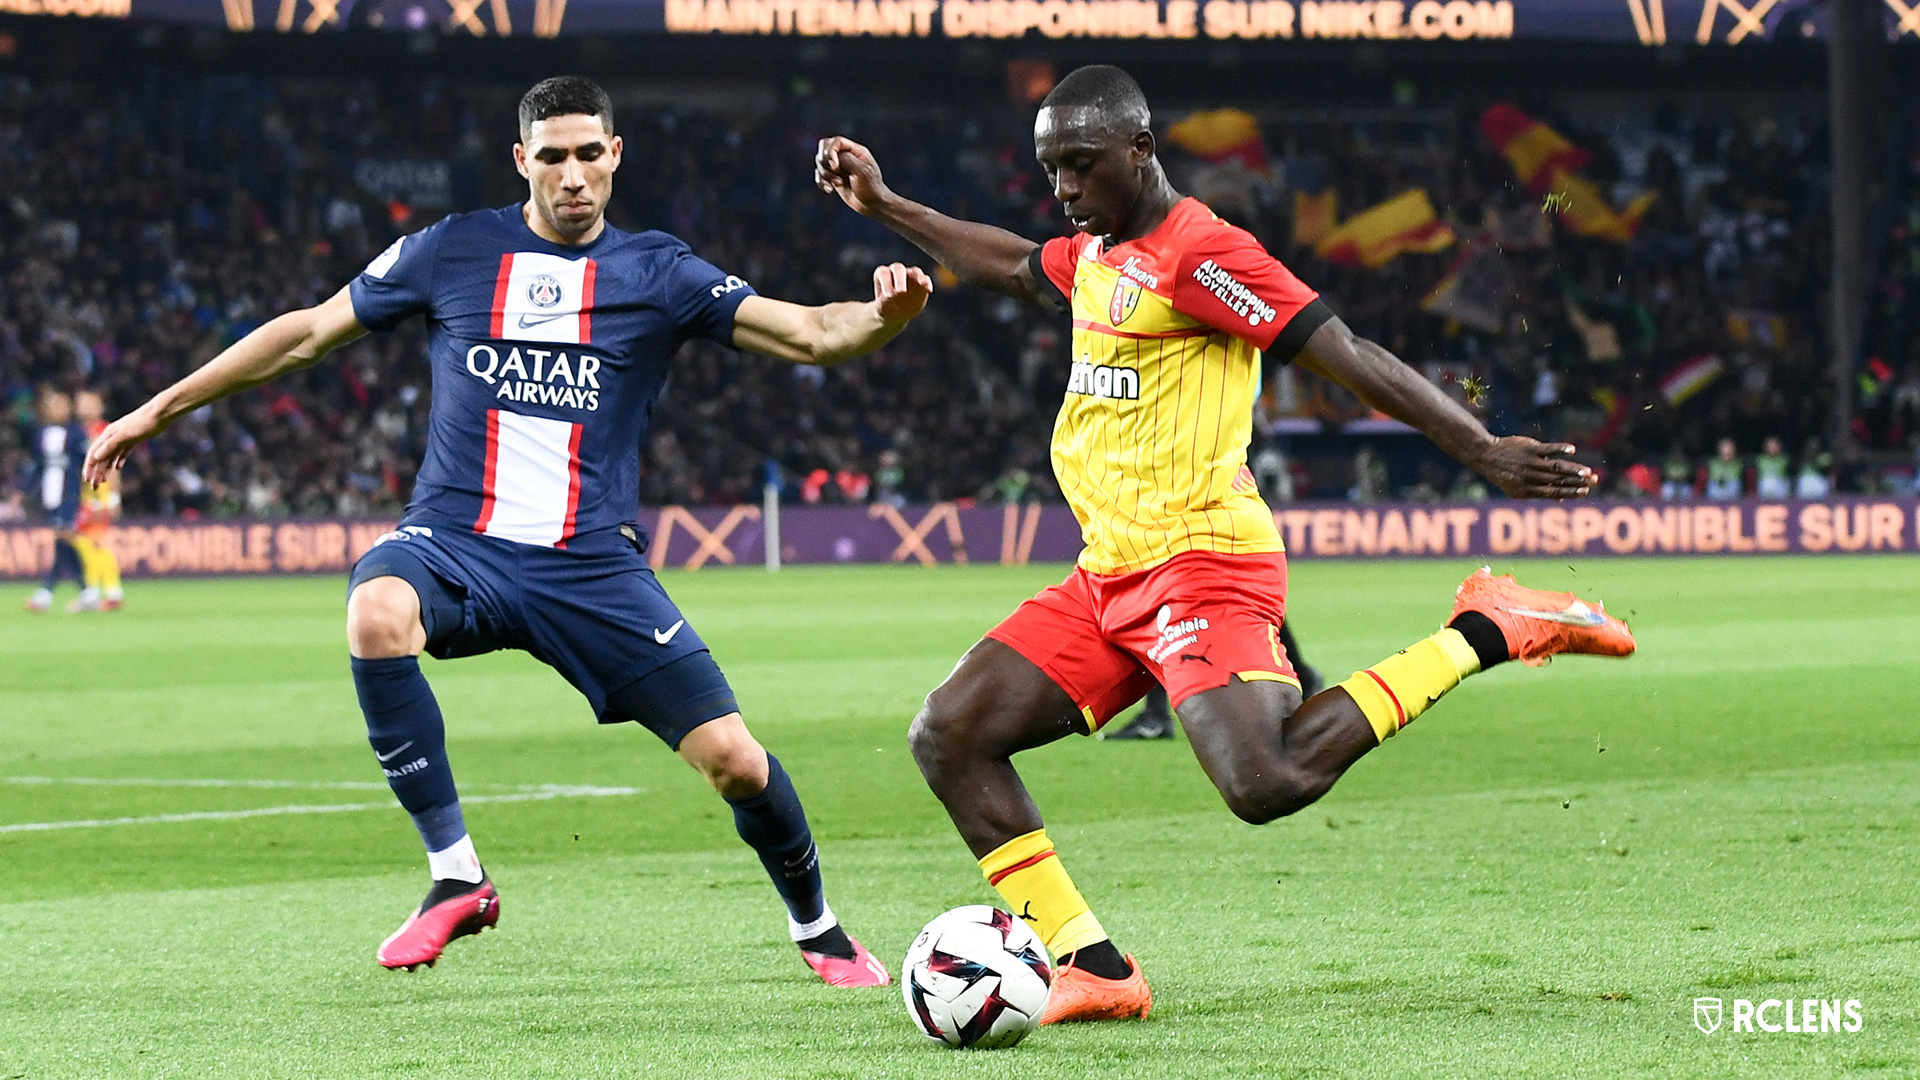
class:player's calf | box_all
[658,693,886,986]
[1177,678,1365,825]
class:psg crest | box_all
[1109,279,1141,326]
[1694,997,1722,1034]
[527,273,564,309]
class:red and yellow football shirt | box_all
[1031,198,1332,575]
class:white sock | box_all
[426,834,484,883]
[788,902,838,944]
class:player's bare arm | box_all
[730,261,934,365]
[814,136,1042,302]
[83,288,366,484]
[1294,316,1595,499]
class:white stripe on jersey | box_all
[491,251,596,345]
[39,425,68,511]
[476,410,583,547]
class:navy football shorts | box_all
[346,519,739,748]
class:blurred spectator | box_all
[1795,438,1833,499]
[1349,446,1388,503]
[1704,438,1744,500]
[1754,436,1791,498]
[1250,443,1293,503]
[0,70,1886,516]
[1661,448,1694,501]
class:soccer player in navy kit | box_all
[26,389,88,614]
[85,77,929,986]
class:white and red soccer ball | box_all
[901,905,1052,1049]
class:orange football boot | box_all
[1451,567,1636,667]
[1038,953,1152,1024]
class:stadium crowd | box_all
[2,69,1914,523]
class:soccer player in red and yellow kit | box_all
[817,64,1636,1025]
[70,390,124,612]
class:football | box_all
[900,906,1053,1049]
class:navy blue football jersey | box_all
[348,206,755,547]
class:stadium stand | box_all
[1,65,1911,517]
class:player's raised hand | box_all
[82,406,167,486]
[816,136,892,217]
[1473,436,1595,499]
[872,262,933,324]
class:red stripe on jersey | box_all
[488,253,514,339]
[475,409,501,533]
[578,258,597,344]
[1072,318,1213,341]
[556,423,585,549]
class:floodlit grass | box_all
[1,557,1916,1077]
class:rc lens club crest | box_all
[1109,278,1141,326]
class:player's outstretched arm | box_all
[1295,316,1594,499]
[731,262,932,366]
[83,287,366,484]
[815,136,1042,303]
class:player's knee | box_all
[1218,769,1317,825]
[346,577,425,659]
[680,716,769,798]
[908,687,975,788]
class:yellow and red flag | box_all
[1480,104,1654,243]
[1292,189,1337,248]
[1167,108,1269,171]
[1314,189,1455,268]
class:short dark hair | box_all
[518,76,614,142]
[1039,65,1150,135]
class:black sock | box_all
[352,656,467,853]
[1060,939,1131,980]
[1447,610,1510,671]
[725,754,833,936]
[419,874,488,911]
[1142,685,1171,721]
[797,924,855,960]
[45,538,82,589]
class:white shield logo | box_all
[1694,997,1722,1035]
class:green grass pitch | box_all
[2,556,1917,1078]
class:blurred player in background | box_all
[26,389,86,614]
[66,390,125,613]
[818,64,1635,1023]
[88,76,929,986]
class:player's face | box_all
[1034,108,1149,238]
[41,393,71,425]
[514,114,623,242]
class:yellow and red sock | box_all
[1336,628,1482,743]
[978,828,1108,958]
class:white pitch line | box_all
[0,785,643,834]
[4,776,395,791]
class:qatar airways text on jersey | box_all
[347,206,755,549]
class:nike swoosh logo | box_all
[374,741,416,763]
[653,620,686,645]
[517,312,567,328]
[1500,604,1608,627]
